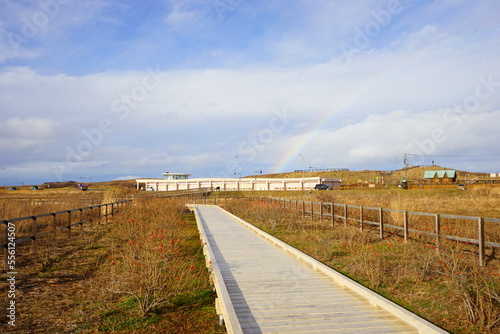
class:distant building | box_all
[423,170,457,183]
[161,172,190,180]
[321,178,342,188]
[136,173,341,191]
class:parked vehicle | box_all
[78,183,88,191]
[314,183,332,190]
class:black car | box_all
[314,183,332,190]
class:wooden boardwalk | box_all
[193,205,448,334]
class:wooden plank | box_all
[195,205,448,334]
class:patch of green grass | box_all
[99,297,160,332]
[118,296,139,310]
[100,314,160,332]
[171,289,216,308]
[328,250,348,257]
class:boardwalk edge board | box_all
[192,204,449,334]
[193,205,245,334]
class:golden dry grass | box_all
[0,198,224,334]
[222,198,500,334]
[253,165,490,185]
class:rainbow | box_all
[271,84,368,173]
[271,41,442,173]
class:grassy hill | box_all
[247,166,489,185]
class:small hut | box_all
[423,170,457,183]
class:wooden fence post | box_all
[330,203,334,227]
[319,202,323,221]
[49,213,57,260]
[478,217,485,266]
[67,210,72,239]
[302,201,305,218]
[403,210,408,241]
[31,216,37,252]
[359,206,363,231]
[435,214,440,251]
[52,213,57,251]
[379,208,384,239]
[344,204,347,226]
[79,209,84,235]
[310,201,314,221]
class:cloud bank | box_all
[0,0,499,184]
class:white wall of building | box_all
[136,176,340,191]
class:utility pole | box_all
[403,153,409,180]
[402,153,411,189]
[299,154,305,190]
[309,166,318,190]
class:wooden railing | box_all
[127,187,212,199]
[1,188,213,269]
[186,196,500,266]
[1,200,130,268]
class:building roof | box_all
[423,170,456,179]
[161,172,191,180]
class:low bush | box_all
[107,198,209,316]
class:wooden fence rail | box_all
[188,196,500,266]
[266,197,500,266]
[1,200,131,268]
[1,188,212,269]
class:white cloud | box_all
[259,107,500,172]
[0,117,61,151]
[163,0,208,31]
[1,1,500,184]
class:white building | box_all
[136,173,341,191]
[161,172,190,180]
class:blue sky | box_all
[1,0,500,185]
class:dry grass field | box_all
[0,197,224,334]
[258,165,492,186]
[221,195,500,334]
[0,185,139,220]
[2,172,499,333]
[313,186,500,218]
